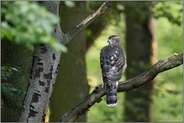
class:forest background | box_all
[1,1,183,122]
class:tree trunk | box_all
[50,2,89,122]
[19,2,65,122]
[1,41,33,121]
[124,2,157,121]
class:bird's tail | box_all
[105,81,118,106]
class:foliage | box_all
[1,64,23,108]
[1,83,23,108]
[1,64,19,80]
[153,16,182,122]
[64,1,75,8]
[1,1,67,52]
[155,1,182,26]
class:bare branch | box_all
[65,1,112,43]
[59,53,183,122]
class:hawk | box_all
[100,35,126,106]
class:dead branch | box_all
[65,1,112,43]
[59,53,183,122]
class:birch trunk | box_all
[19,2,65,122]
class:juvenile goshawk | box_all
[100,35,126,106]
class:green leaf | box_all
[64,1,75,8]
[1,1,66,52]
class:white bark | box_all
[19,2,63,122]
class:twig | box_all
[65,1,112,43]
[59,53,183,122]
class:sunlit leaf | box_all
[1,1,66,52]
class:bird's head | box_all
[107,35,121,45]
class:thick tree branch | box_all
[65,1,112,43]
[60,53,183,122]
